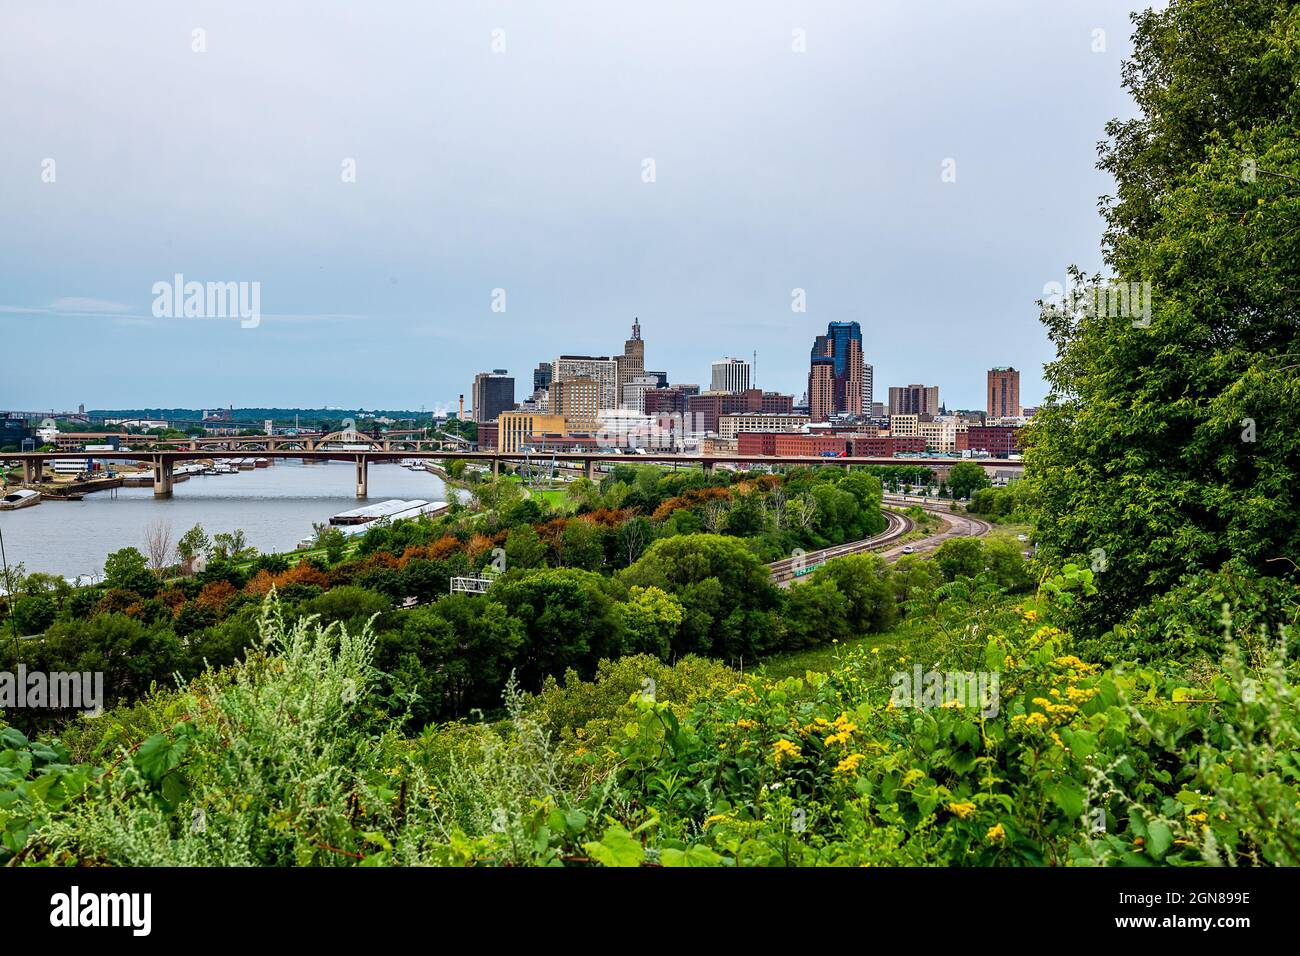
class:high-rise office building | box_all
[710,357,751,394]
[621,375,660,414]
[888,384,940,418]
[808,357,837,422]
[807,321,866,419]
[472,369,515,424]
[553,355,619,409]
[615,319,646,393]
[987,367,1021,419]
[549,376,600,433]
[533,362,553,396]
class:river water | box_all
[0,459,458,580]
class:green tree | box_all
[812,554,898,635]
[491,568,624,687]
[11,594,56,635]
[176,524,210,572]
[616,585,684,659]
[504,524,547,570]
[947,462,991,501]
[558,519,606,571]
[780,576,850,650]
[620,534,780,660]
[210,529,256,563]
[1029,0,1300,628]
[981,536,1034,593]
[565,476,599,511]
[102,547,156,595]
[933,538,986,582]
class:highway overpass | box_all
[0,449,1023,499]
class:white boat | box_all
[0,489,41,511]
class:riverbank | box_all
[0,459,453,579]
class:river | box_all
[0,459,462,581]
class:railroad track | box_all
[770,498,993,584]
[768,508,913,584]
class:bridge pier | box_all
[152,457,173,497]
[701,460,715,476]
[491,458,500,478]
[355,456,369,498]
[584,459,597,481]
[22,459,40,484]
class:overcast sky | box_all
[0,0,1150,413]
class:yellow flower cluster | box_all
[947,801,977,820]
[835,753,867,775]
[1051,654,1096,674]
[734,718,758,730]
[986,823,1006,843]
[1011,712,1050,730]
[772,739,801,765]
[1032,696,1079,717]
[821,713,858,747]
[1021,609,1038,622]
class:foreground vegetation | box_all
[2,0,1298,867]
[3,563,1294,867]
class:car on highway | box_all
[901,545,915,554]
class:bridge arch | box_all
[315,430,386,449]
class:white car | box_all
[901,545,915,554]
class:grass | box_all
[757,594,1022,681]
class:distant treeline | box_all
[85,408,438,423]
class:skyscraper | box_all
[987,367,1021,419]
[888,384,940,418]
[553,355,619,409]
[807,321,866,418]
[615,319,646,393]
[550,376,599,433]
[472,369,515,424]
[710,357,751,394]
[532,362,553,396]
[808,357,836,422]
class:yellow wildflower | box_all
[835,753,867,775]
[772,739,801,765]
[987,823,1006,843]
[947,801,977,820]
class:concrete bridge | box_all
[0,449,1022,499]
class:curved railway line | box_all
[769,508,913,584]
[769,498,993,584]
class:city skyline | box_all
[0,1,1143,411]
